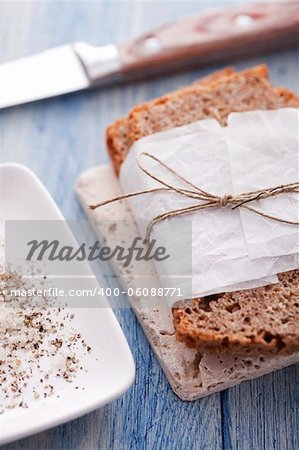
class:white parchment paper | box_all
[227,109,299,258]
[120,109,299,306]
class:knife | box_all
[0,2,298,109]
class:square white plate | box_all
[0,163,135,445]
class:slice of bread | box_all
[173,270,299,355]
[77,165,299,399]
[106,65,299,174]
[106,67,236,174]
[106,67,235,174]
[105,64,299,355]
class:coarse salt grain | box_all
[0,270,91,414]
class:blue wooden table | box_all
[0,1,298,449]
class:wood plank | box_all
[221,364,299,450]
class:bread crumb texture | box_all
[173,270,299,355]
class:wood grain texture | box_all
[0,1,298,450]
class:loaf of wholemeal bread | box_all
[106,65,299,174]
[106,65,299,355]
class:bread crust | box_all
[106,67,238,174]
[106,64,299,174]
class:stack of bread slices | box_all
[106,65,299,356]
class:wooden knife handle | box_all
[119,2,299,78]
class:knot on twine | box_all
[90,152,299,240]
[219,194,233,208]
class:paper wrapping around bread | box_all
[104,64,299,356]
[77,165,299,399]
[119,108,299,306]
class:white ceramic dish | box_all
[0,163,135,445]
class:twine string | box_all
[90,152,299,240]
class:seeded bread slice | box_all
[127,64,298,146]
[77,165,299,399]
[106,67,236,174]
[173,270,299,355]
[107,65,299,174]
[105,65,299,355]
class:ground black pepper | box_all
[0,271,91,414]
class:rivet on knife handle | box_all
[76,1,299,84]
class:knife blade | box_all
[0,44,121,109]
[0,1,298,109]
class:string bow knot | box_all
[219,194,233,207]
[90,152,299,239]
